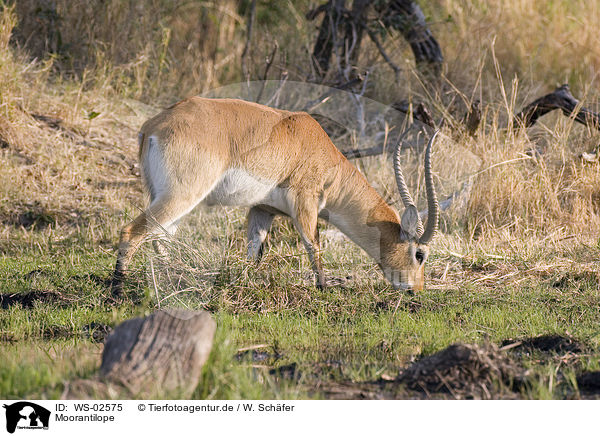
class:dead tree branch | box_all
[255,42,279,104]
[365,26,401,78]
[342,144,387,159]
[514,84,600,130]
[391,100,436,128]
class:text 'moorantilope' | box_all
[111,97,439,296]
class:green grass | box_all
[1,209,599,400]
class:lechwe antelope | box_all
[111,97,439,296]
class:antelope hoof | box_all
[110,271,125,300]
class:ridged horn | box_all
[418,131,440,245]
[394,135,424,236]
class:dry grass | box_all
[436,0,600,96]
[1,0,598,277]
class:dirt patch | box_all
[82,322,112,343]
[0,332,16,343]
[13,209,55,230]
[318,380,395,400]
[398,342,526,399]
[236,349,282,363]
[269,363,301,381]
[501,334,584,354]
[576,371,600,396]
[43,325,73,339]
[0,290,67,309]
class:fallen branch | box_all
[342,144,386,159]
[29,112,105,150]
[514,84,600,130]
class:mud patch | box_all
[576,371,600,396]
[0,332,16,343]
[501,334,584,354]
[236,349,283,363]
[0,290,67,309]
[82,322,112,343]
[269,363,300,381]
[43,325,73,339]
[14,209,55,230]
[398,342,525,399]
[319,380,394,400]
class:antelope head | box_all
[379,132,440,291]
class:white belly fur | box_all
[203,168,293,215]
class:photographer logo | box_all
[3,402,50,433]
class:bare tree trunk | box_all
[309,0,347,80]
[308,0,443,82]
[340,0,373,76]
[379,0,443,77]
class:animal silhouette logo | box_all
[3,402,50,433]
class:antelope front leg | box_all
[293,199,326,289]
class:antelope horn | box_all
[394,134,424,236]
[394,135,423,237]
[418,131,440,245]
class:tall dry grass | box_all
[11,0,312,101]
[0,3,151,242]
[434,0,600,97]
[2,0,600,247]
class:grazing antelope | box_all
[111,97,439,296]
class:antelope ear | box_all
[400,204,419,239]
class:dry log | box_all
[63,309,216,399]
[100,309,216,398]
[342,144,386,159]
[514,84,600,130]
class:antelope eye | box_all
[415,249,425,264]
